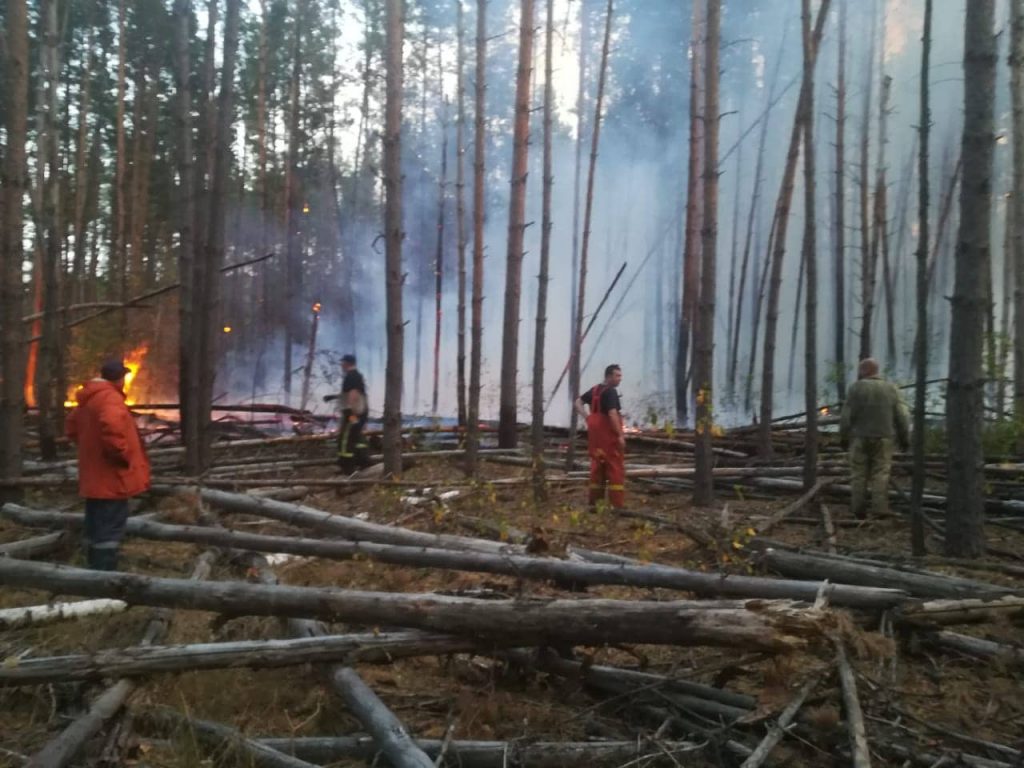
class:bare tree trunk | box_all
[36,0,62,462]
[997,189,1012,420]
[947,0,996,558]
[567,0,614,469]
[693,0,720,507]
[466,0,487,476]
[497,0,536,448]
[195,0,241,472]
[1012,0,1024,441]
[676,0,704,426]
[455,0,468,428]
[431,98,449,417]
[256,0,269,338]
[857,1,877,362]
[567,0,587,426]
[174,0,200,474]
[758,0,832,458]
[531,0,555,502]
[834,0,848,402]
[383,0,405,477]
[1,0,29,497]
[725,139,742,401]
[910,0,933,557]
[71,27,94,308]
[282,2,304,404]
[877,74,898,369]
[801,0,819,490]
[114,0,128,336]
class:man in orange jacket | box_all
[574,364,626,512]
[66,359,151,571]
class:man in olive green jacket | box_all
[840,358,910,519]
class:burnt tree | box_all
[498,0,536,448]
[382,0,405,477]
[693,0,720,507]
[946,0,996,557]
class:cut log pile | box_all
[1,430,1022,767]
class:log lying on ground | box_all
[0,559,830,652]
[245,554,434,768]
[756,479,831,536]
[0,531,66,559]
[895,595,1024,627]
[835,640,872,768]
[0,598,128,630]
[505,648,755,722]
[0,632,487,686]
[740,676,819,768]
[139,708,319,768]
[921,630,1024,667]
[752,544,1016,599]
[23,551,217,768]
[0,504,906,608]
[257,736,705,767]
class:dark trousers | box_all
[338,410,369,473]
[83,498,129,571]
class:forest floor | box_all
[1,431,1022,767]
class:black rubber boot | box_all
[87,545,119,571]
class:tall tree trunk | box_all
[568,0,587,418]
[256,0,269,337]
[910,0,932,557]
[801,0,819,490]
[466,0,487,476]
[36,0,62,461]
[567,0,614,469]
[382,0,405,477]
[282,1,304,404]
[114,0,128,335]
[693,0,720,507]
[1012,0,1024,441]
[730,33,786,403]
[877,73,898,369]
[431,101,448,417]
[834,0,848,403]
[497,0,536,448]
[857,1,877,362]
[195,0,241,472]
[531,0,555,501]
[71,27,94,308]
[757,0,831,458]
[947,0,996,558]
[455,0,468,428]
[1,0,29,496]
[725,125,743,401]
[676,0,704,426]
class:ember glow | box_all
[819,406,830,416]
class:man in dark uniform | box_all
[324,354,370,473]
[574,364,626,512]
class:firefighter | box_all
[840,357,910,519]
[324,354,369,473]
[65,359,151,571]
[574,364,626,512]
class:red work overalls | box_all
[586,385,625,509]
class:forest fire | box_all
[64,345,149,409]
[820,406,830,416]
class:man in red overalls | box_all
[574,364,626,512]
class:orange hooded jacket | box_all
[66,379,151,499]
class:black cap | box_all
[341,354,357,365]
[100,359,131,381]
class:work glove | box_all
[348,414,359,423]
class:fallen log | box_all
[835,640,872,768]
[0,531,66,559]
[0,505,907,608]
[138,708,319,768]
[756,479,831,536]
[0,631,487,687]
[505,648,754,722]
[740,676,819,768]
[0,559,830,652]
[257,736,705,767]
[921,630,1024,667]
[752,545,1016,599]
[895,595,1024,627]
[0,598,128,630]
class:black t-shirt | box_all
[581,384,621,414]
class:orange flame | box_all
[64,344,148,408]
[819,406,830,416]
